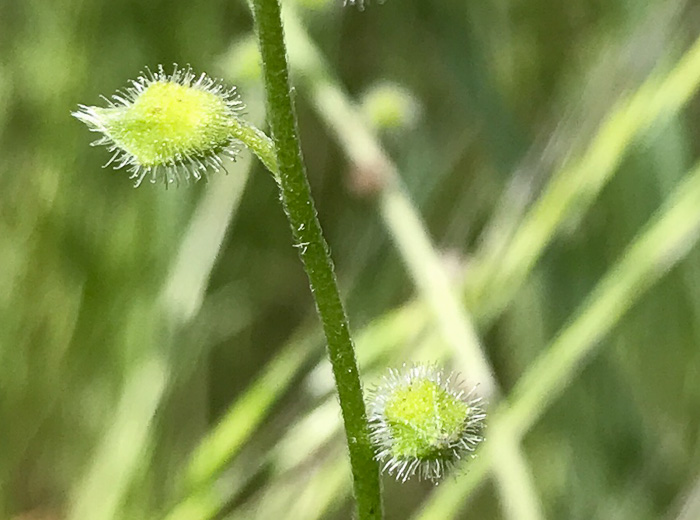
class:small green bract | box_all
[73,64,244,186]
[367,364,485,482]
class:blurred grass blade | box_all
[68,162,253,520]
[182,329,318,491]
[68,356,167,520]
[467,31,700,324]
[415,157,700,518]
[673,473,700,520]
[231,445,350,520]
[505,160,700,437]
[476,0,685,265]
[161,171,253,326]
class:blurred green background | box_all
[3,0,700,518]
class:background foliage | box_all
[2,0,700,518]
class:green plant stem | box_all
[229,117,278,175]
[249,0,382,518]
[281,9,543,519]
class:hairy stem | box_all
[248,0,383,517]
[229,117,278,175]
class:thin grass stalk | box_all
[69,161,253,520]
[466,30,700,324]
[415,157,700,518]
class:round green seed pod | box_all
[360,81,421,132]
[367,364,485,482]
[72,64,244,187]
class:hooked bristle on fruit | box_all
[367,364,486,482]
[72,64,245,187]
[344,0,380,10]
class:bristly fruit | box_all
[72,64,245,187]
[367,364,486,482]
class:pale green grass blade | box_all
[230,442,349,520]
[68,162,252,520]
[181,328,319,491]
[415,157,700,518]
[672,474,700,520]
[161,171,254,326]
[466,30,700,324]
[68,356,168,520]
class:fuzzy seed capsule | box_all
[367,364,485,482]
[73,64,245,187]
